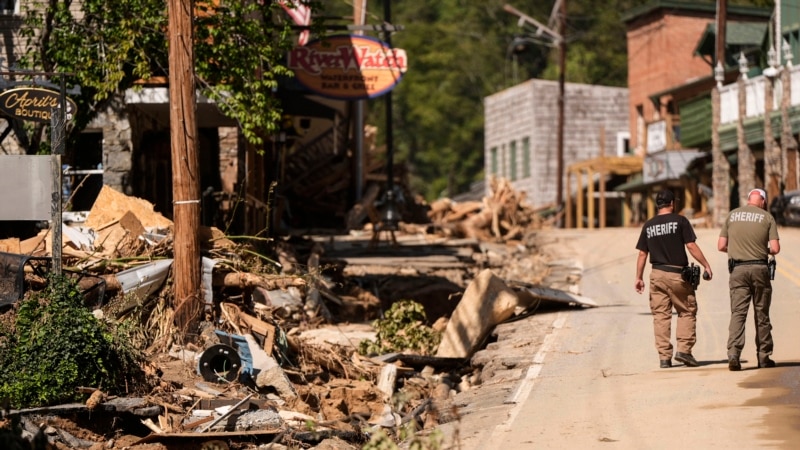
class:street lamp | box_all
[506,35,552,84]
[504,3,566,223]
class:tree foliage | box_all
[355,0,769,200]
[359,0,650,200]
[15,0,314,154]
[18,0,169,154]
[358,300,441,356]
[11,0,775,200]
[194,1,312,144]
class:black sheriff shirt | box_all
[635,213,695,266]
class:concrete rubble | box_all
[0,179,594,449]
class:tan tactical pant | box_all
[649,269,697,360]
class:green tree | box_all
[360,0,646,200]
[0,275,145,407]
[367,0,527,199]
[18,0,169,154]
[360,0,769,201]
[15,0,317,154]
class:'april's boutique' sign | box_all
[288,35,407,100]
[0,87,77,123]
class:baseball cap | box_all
[748,188,766,200]
[655,189,675,207]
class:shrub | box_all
[0,274,146,408]
[358,300,441,356]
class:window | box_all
[501,143,506,177]
[522,137,531,178]
[636,104,645,152]
[64,132,103,211]
[490,146,498,175]
[616,132,631,156]
[0,1,17,15]
[509,140,517,181]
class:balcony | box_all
[719,64,800,125]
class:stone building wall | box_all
[89,95,134,195]
[484,79,629,210]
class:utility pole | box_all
[556,0,566,217]
[711,0,730,225]
[168,0,202,334]
[716,0,726,65]
[504,3,566,224]
[354,0,367,202]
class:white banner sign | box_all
[0,155,54,221]
[646,120,667,153]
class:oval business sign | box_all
[287,34,408,100]
[0,87,78,123]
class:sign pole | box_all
[0,70,77,275]
[50,153,62,275]
[49,74,68,275]
[383,0,398,230]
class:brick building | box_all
[623,0,770,153]
[617,1,772,225]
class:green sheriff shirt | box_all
[719,205,780,261]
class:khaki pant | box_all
[727,264,773,361]
[649,269,697,360]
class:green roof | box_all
[614,173,644,192]
[694,22,768,58]
[622,1,772,24]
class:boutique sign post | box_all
[0,74,78,276]
[287,35,407,100]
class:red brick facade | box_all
[626,11,715,151]
[625,3,769,152]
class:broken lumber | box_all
[219,303,276,353]
[436,269,522,359]
[377,364,397,401]
[213,272,306,290]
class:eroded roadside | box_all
[433,229,587,449]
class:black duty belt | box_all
[732,260,768,266]
[652,264,684,274]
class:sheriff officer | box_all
[717,188,780,371]
[635,189,713,369]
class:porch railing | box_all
[719,64,800,125]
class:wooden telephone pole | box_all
[504,2,566,223]
[168,0,202,333]
[711,0,730,226]
[556,0,566,216]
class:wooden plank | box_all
[219,303,277,353]
[134,428,282,444]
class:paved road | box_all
[472,226,800,449]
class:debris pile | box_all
[0,180,593,449]
[427,177,553,241]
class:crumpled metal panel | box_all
[0,252,50,306]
